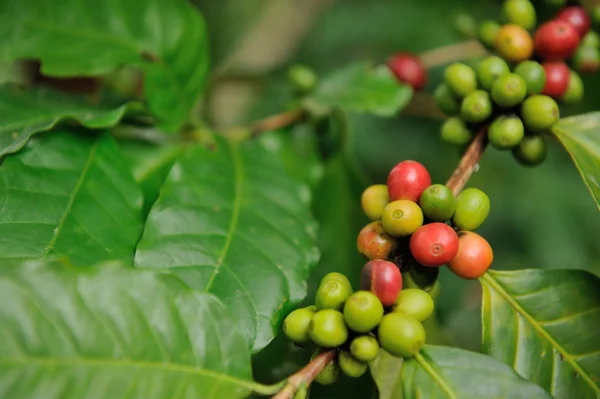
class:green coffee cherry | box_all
[440,117,473,146]
[419,184,456,222]
[283,307,317,344]
[461,90,492,123]
[444,63,478,98]
[514,61,546,94]
[338,350,368,378]
[491,73,527,108]
[361,184,389,221]
[582,31,600,48]
[350,335,380,362]
[309,309,348,348]
[288,64,317,94]
[434,84,461,115]
[453,188,491,231]
[378,313,426,358]
[478,20,500,49]
[453,12,477,38]
[560,70,584,104]
[322,272,352,288]
[488,114,525,149]
[312,350,340,385]
[573,45,600,73]
[343,291,384,333]
[521,95,559,132]
[476,56,510,91]
[316,280,353,311]
[512,135,547,166]
[501,0,536,30]
[393,289,435,322]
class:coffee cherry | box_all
[478,20,501,49]
[288,64,317,94]
[409,223,459,267]
[461,90,492,124]
[361,184,389,221]
[561,70,584,104]
[581,31,600,48]
[387,53,428,91]
[312,350,341,385]
[488,114,525,149]
[378,313,425,358]
[541,62,570,98]
[521,95,559,132]
[534,20,580,60]
[357,221,397,260]
[476,56,510,91]
[309,309,348,348]
[453,188,490,231]
[387,160,431,202]
[381,200,424,237]
[434,84,461,115]
[512,134,547,166]
[491,73,527,108]
[441,117,473,146]
[343,291,384,333]
[514,60,546,94]
[338,350,368,378]
[393,288,435,322]
[283,306,316,344]
[573,45,600,73]
[350,335,380,362]
[495,24,534,62]
[419,184,456,222]
[360,259,402,307]
[502,0,536,30]
[453,12,477,38]
[444,63,478,98]
[556,6,591,38]
[316,279,353,311]
[448,231,494,279]
[322,272,352,288]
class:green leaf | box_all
[0,85,134,159]
[481,269,600,399]
[370,351,405,399]
[552,113,600,211]
[0,258,258,399]
[402,346,551,399]
[135,135,320,351]
[304,63,413,117]
[0,0,210,131]
[0,130,143,265]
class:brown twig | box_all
[445,128,488,196]
[420,40,487,69]
[249,108,307,138]
[271,350,336,399]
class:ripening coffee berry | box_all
[360,259,402,307]
[521,95,559,132]
[338,350,368,378]
[476,56,510,91]
[461,90,492,123]
[357,221,397,260]
[514,60,546,94]
[447,231,494,279]
[534,20,580,60]
[312,350,341,385]
[287,64,317,94]
[495,24,534,62]
[478,20,501,49]
[556,6,591,38]
[453,188,491,231]
[309,309,348,348]
[387,160,431,202]
[409,223,459,267]
[434,84,461,115]
[541,62,570,98]
[381,200,424,237]
[283,306,316,344]
[361,184,389,220]
[560,70,584,104]
[488,114,525,149]
[386,53,428,91]
[343,291,384,333]
[393,288,435,322]
[350,335,380,362]
[440,117,473,146]
[316,279,353,311]
[419,184,456,222]
[501,0,536,30]
[322,272,352,288]
[444,63,478,98]
[512,134,548,166]
[491,73,528,108]
[378,313,426,358]
[573,45,600,73]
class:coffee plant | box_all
[0,0,599,398]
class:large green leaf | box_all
[402,345,551,398]
[0,85,134,159]
[553,113,600,210]
[481,269,600,399]
[0,0,209,130]
[0,130,143,265]
[0,259,257,399]
[135,135,320,351]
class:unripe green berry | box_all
[573,45,600,74]
[316,280,353,311]
[419,184,456,222]
[288,64,317,94]
[393,288,435,322]
[476,56,510,91]
[343,290,384,333]
[488,114,525,149]
[350,335,380,363]
[491,73,527,108]
[512,135,547,166]
[338,350,368,378]
[312,350,340,385]
[514,61,546,94]
[434,84,461,115]
[453,12,477,38]
[453,188,490,231]
[309,309,348,348]
[321,272,352,288]
[478,20,500,49]
[283,307,317,344]
[361,184,389,221]
[440,117,473,146]
[381,200,423,237]
[444,63,478,98]
[582,31,600,48]
[521,95,559,132]
[501,0,536,30]
[560,70,584,104]
[378,313,426,358]
[461,90,492,124]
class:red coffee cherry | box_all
[556,6,591,38]
[386,53,428,92]
[409,223,459,267]
[541,62,570,98]
[360,259,402,307]
[357,221,397,260]
[534,20,580,61]
[447,231,494,279]
[387,160,432,203]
